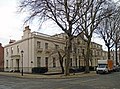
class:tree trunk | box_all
[58,51,64,74]
[59,59,64,74]
[65,37,72,76]
[115,43,118,65]
[108,46,111,60]
[85,42,90,73]
[73,44,77,67]
[75,58,77,68]
[79,59,80,68]
[119,47,120,65]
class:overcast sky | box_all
[0,0,63,46]
[0,0,108,50]
[0,0,21,46]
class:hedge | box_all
[32,67,48,74]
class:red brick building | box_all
[0,43,4,71]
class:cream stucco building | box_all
[4,26,104,73]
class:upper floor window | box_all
[37,41,41,49]
[55,44,59,49]
[95,51,97,56]
[82,49,85,55]
[45,43,48,49]
[17,46,19,53]
[6,48,9,56]
[91,50,93,56]
[64,47,67,51]
[82,41,85,45]
[78,49,80,54]
[11,47,13,54]
[77,40,80,45]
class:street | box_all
[0,72,120,89]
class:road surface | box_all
[0,72,119,89]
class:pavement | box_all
[0,71,97,79]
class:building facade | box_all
[71,36,103,68]
[4,26,66,73]
[4,26,104,73]
[0,43,4,71]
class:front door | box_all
[16,59,19,71]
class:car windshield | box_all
[98,64,107,68]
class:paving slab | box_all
[0,71,97,79]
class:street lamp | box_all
[21,50,24,76]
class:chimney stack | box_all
[9,39,16,44]
[23,26,31,39]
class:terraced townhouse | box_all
[4,26,105,73]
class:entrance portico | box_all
[11,55,20,72]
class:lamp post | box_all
[21,50,24,76]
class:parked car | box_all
[113,65,120,72]
[69,67,81,73]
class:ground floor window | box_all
[37,57,41,67]
[6,60,8,68]
[11,59,13,68]
[16,59,19,70]
[70,58,72,67]
[45,57,48,67]
[53,57,56,67]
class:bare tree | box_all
[50,47,66,74]
[76,0,113,73]
[113,31,120,65]
[72,36,78,68]
[97,18,114,60]
[110,7,120,65]
[18,0,93,75]
[96,1,117,60]
[114,30,120,65]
